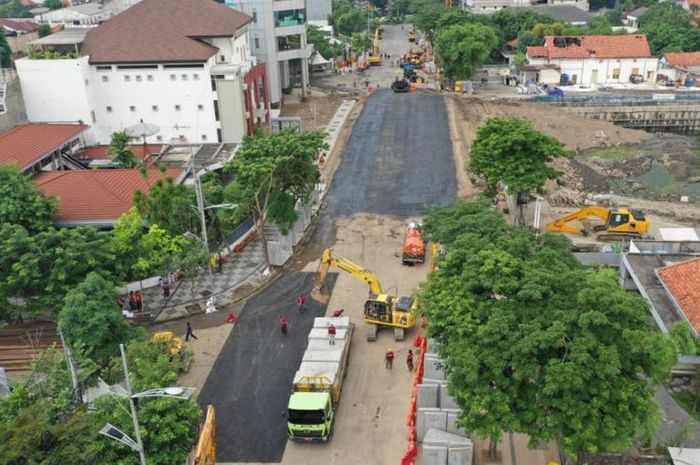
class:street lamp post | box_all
[99,343,195,465]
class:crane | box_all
[315,249,416,342]
[192,405,216,465]
[545,207,649,241]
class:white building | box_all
[17,0,270,146]
[33,3,116,27]
[526,34,658,85]
[464,0,588,14]
[660,52,700,82]
[224,0,310,106]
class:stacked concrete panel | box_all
[417,340,472,465]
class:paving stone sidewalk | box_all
[139,239,266,323]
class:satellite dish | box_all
[125,119,160,139]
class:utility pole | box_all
[57,324,81,403]
[120,344,147,465]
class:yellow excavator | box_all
[368,28,382,66]
[315,249,416,342]
[192,405,216,464]
[546,207,650,241]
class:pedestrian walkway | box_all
[141,239,267,323]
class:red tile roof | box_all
[75,144,164,160]
[0,19,38,33]
[81,0,252,64]
[35,168,182,225]
[527,35,652,60]
[0,123,88,170]
[664,51,700,69]
[657,257,700,334]
[688,0,700,16]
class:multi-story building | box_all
[224,0,309,106]
[464,0,588,14]
[526,34,658,85]
[17,0,269,145]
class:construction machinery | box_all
[392,78,410,92]
[287,317,353,442]
[316,249,417,342]
[545,207,650,241]
[368,28,382,66]
[402,223,425,264]
[192,405,216,465]
[408,29,416,42]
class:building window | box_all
[136,75,142,82]
[130,105,136,112]
[219,55,225,62]
[170,74,176,81]
[612,68,620,79]
[274,8,306,27]
[252,9,257,22]
[175,105,181,111]
[91,111,96,123]
[213,101,219,121]
[181,74,188,81]
[124,75,131,82]
[147,75,153,81]
[202,134,208,141]
[633,59,638,63]
[156,135,163,142]
[106,106,113,112]
[647,71,654,79]
[217,129,222,142]
[255,37,260,49]
[102,75,109,82]
[598,59,603,63]
[96,65,111,71]
[152,105,158,112]
[193,74,199,80]
[198,104,204,110]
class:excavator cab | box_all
[365,295,392,324]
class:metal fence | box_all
[529,93,700,105]
[224,216,255,246]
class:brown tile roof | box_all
[35,168,183,225]
[75,144,163,160]
[81,0,252,64]
[657,257,700,334]
[664,51,700,69]
[0,123,88,170]
[0,19,38,33]
[527,35,653,60]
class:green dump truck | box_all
[287,316,353,442]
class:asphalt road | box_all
[313,88,457,249]
[199,87,456,463]
[198,272,337,462]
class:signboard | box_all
[270,117,303,134]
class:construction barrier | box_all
[400,335,427,465]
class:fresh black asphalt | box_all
[198,90,457,462]
[198,272,337,462]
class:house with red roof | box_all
[660,52,700,83]
[0,19,39,52]
[0,123,88,173]
[16,0,269,146]
[526,34,658,85]
[657,257,700,338]
[35,168,184,227]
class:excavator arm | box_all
[545,207,610,234]
[317,249,384,296]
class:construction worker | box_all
[327,323,336,345]
[385,348,395,370]
[406,349,414,372]
[297,293,307,313]
[279,316,288,336]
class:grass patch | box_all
[580,146,642,162]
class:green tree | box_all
[43,0,63,9]
[307,25,341,58]
[435,23,499,81]
[639,3,694,54]
[331,0,367,36]
[0,29,11,67]
[223,129,326,268]
[59,273,141,369]
[419,201,676,459]
[468,117,570,192]
[108,131,140,168]
[411,0,445,43]
[37,23,52,38]
[0,165,57,232]
[134,178,198,237]
[490,9,554,42]
[351,32,372,51]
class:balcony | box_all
[274,8,305,28]
[273,0,304,11]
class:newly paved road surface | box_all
[199,86,456,462]
[198,272,337,462]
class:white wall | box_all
[34,9,103,27]
[16,56,95,143]
[529,56,658,84]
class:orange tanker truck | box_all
[402,223,425,265]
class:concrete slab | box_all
[313,316,350,329]
[446,411,467,437]
[424,357,446,381]
[440,384,460,410]
[418,410,448,441]
[423,445,448,465]
[424,427,472,447]
[417,383,439,409]
[448,446,474,465]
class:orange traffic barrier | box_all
[413,334,422,348]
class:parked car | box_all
[629,74,644,84]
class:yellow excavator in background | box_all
[408,29,416,42]
[315,249,416,342]
[368,28,382,66]
[545,207,650,241]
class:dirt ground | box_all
[280,95,350,132]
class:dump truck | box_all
[402,223,425,264]
[287,316,354,442]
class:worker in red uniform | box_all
[327,323,336,345]
[279,316,288,336]
[385,348,395,370]
[406,349,414,372]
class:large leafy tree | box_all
[108,131,141,168]
[435,23,499,81]
[330,0,367,36]
[134,177,198,237]
[307,25,341,58]
[419,201,676,459]
[59,273,141,369]
[639,3,696,54]
[0,29,11,67]
[223,129,327,268]
[469,117,570,192]
[0,165,57,232]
